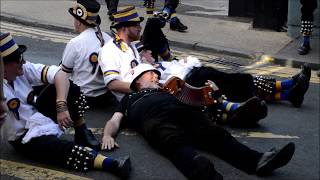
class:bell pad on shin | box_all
[66,145,96,172]
[253,76,276,101]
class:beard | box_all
[127,30,140,41]
[139,81,160,90]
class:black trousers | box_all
[141,17,168,61]
[10,134,74,167]
[140,108,262,178]
[300,0,318,21]
[85,90,118,109]
[164,0,179,11]
[105,0,119,15]
[34,81,83,122]
[185,66,255,102]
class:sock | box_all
[145,7,154,17]
[303,36,310,46]
[162,7,172,16]
[220,100,240,113]
[170,14,178,23]
[275,79,295,91]
[159,43,172,61]
[274,91,289,101]
[94,153,114,170]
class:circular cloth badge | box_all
[89,52,99,74]
[130,59,139,68]
[7,98,21,120]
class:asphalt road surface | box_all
[0,22,319,180]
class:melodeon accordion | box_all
[161,76,221,107]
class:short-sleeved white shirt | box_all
[1,61,60,142]
[99,40,141,101]
[61,28,112,97]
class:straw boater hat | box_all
[68,0,101,27]
[111,6,144,29]
[0,33,26,62]
[130,64,161,91]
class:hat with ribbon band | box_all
[111,6,144,29]
[69,0,101,27]
[0,33,26,62]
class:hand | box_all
[57,110,73,129]
[101,135,119,151]
[205,80,219,91]
[205,80,223,103]
[0,100,8,127]
[140,50,155,64]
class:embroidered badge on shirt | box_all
[27,91,35,105]
[130,59,139,68]
[7,98,21,120]
[89,52,99,74]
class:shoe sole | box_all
[170,28,188,32]
[257,142,295,176]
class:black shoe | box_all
[109,155,131,179]
[289,64,311,107]
[75,128,101,151]
[292,63,311,82]
[227,96,268,126]
[170,18,188,32]
[298,44,311,55]
[190,155,223,180]
[256,142,295,176]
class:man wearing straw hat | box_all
[99,6,145,101]
[0,56,8,127]
[0,32,131,178]
[59,0,113,108]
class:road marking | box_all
[236,132,299,139]
[0,159,92,180]
[1,21,319,84]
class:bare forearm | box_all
[54,70,70,101]
[108,80,132,94]
[103,112,123,137]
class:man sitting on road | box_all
[101,63,295,180]
[0,33,131,178]
[60,0,114,108]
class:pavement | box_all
[0,0,319,70]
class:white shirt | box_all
[99,40,141,101]
[61,28,112,97]
[156,56,202,84]
[1,61,62,142]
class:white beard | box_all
[139,81,160,90]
